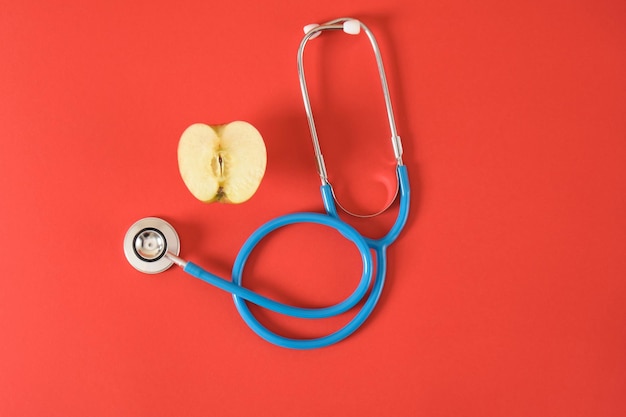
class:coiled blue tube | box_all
[183,165,410,349]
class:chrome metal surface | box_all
[134,229,166,261]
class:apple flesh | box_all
[177,121,267,204]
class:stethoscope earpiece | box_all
[342,19,361,35]
[303,19,361,38]
[303,23,321,39]
[123,217,180,274]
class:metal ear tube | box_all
[298,17,404,217]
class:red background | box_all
[1,0,625,416]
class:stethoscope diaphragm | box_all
[123,217,180,274]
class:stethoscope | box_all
[123,18,410,349]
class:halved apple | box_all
[177,121,267,204]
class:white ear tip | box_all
[303,23,318,33]
[343,19,361,35]
[303,23,321,39]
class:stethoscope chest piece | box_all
[124,217,180,274]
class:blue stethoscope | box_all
[123,18,410,349]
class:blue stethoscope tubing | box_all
[182,165,409,349]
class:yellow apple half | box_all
[177,121,267,204]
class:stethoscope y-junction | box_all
[123,18,410,349]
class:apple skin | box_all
[177,121,267,204]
